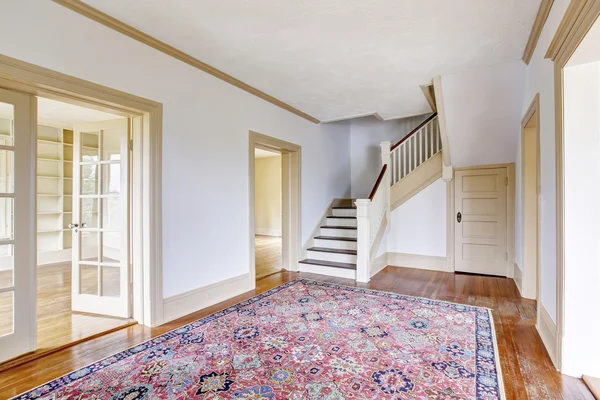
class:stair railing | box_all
[355,163,389,282]
[390,113,441,185]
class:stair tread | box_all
[321,225,357,230]
[299,259,357,270]
[308,247,357,255]
[314,236,357,242]
[332,206,356,209]
[327,216,357,219]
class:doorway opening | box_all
[33,97,135,352]
[254,148,283,280]
[519,94,540,304]
[249,131,301,286]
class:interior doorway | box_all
[520,94,540,303]
[33,97,135,352]
[254,148,283,280]
[249,131,301,286]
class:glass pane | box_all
[102,197,120,230]
[0,244,14,290]
[0,199,14,241]
[81,198,98,228]
[81,132,99,162]
[0,102,14,146]
[80,265,98,295]
[101,266,120,297]
[0,150,14,194]
[81,231,99,262]
[101,232,120,263]
[101,164,120,194]
[81,164,98,195]
[0,291,13,337]
[101,128,121,161]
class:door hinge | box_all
[505,177,508,186]
[129,139,133,151]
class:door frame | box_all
[0,54,164,327]
[451,163,516,277]
[249,131,301,287]
[545,0,600,371]
[520,94,541,304]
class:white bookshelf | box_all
[37,125,74,265]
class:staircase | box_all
[299,205,358,279]
[299,113,442,282]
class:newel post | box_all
[355,199,371,283]
[380,141,391,226]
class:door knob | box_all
[456,212,462,223]
[68,223,79,229]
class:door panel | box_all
[71,119,130,318]
[455,168,508,276]
[0,88,36,362]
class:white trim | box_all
[370,253,388,277]
[513,263,523,296]
[386,252,450,272]
[255,228,282,237]
[163,273,252,323]
[537,303,558,368]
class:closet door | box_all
[0,88,36,362]
[71,119,130,318]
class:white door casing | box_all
[454,168,508,276]
[71,119,131,318]
[0,88,36,363]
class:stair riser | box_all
[298,263,356,279]
[306,250,357,264]
[326,218,357,227]
[314,239,357,250]
[320,227,357,238]
[332,208,357,217]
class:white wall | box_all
[442,60,526,168]
[0,1,352,298]
[349,114,429,198]
[516,0,571,323]
[378,178,447,257]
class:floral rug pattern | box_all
[14,279,503,399]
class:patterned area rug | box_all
[14,279,504,399]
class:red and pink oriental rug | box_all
[14,279,504,399]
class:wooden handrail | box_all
[368,164,387,201]
[391,113,438,151]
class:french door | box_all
[0,88,35,362]
[71,119,131,318]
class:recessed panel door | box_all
[0,88,36,362]
[71,119,130,318]
[455,168,508,276]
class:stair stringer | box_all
[390,152,442,211]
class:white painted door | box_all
[71,119,131,318]
[454,168,508,276]
[0,88,36,362]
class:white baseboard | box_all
[298,263,356,280]
[387,252,449,272]
[537,304,558,368]
[255,228,281,237]
[513,262,523,296]
[37,249,72,266]
[163,273,251,324]
[371,253,388,277]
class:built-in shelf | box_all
[37,194,61,197]
[37,139,61,145]
[37,157,61,162]
[38,211,62,215]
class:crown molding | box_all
[523,0,555,64]
[52,0,320,124]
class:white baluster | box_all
[402,143,407,180]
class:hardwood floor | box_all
[255,234,282,279]
[0,267,594,399]
[0,263,135,358]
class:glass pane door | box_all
[0,88,35,362]
[71,119,130,318]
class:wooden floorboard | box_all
[255,234,282,279]
[0,267,594,399]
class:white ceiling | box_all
[255,148,280,159]
[37,97,122,126]
[82,0,541,122]
[567,17,600,67]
